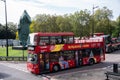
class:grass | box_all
[0,47,27,57]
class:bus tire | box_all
[107,45,112,53]
[108,47,112,53]
[89,58,95,65]
[118,45,120,50]
[52,65,60,72]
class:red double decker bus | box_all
[27,32,105,74]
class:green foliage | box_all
[0,47,27,57]
[0,25,6,39]
[113,15,120,37]
[47,15,60,32]
[30,20,36,33]
[0,22,17,39]
[29,9,92,37]
[69,9,91,37]
[0,7,118,38]
[56,15,72,32]
[94,7,113,35]
[33,14,51,32]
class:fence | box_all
[0,39,20,46]
[0,56,27,61]
[105,64,120,80]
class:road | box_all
[0,62,43,80]
[0,50,120,80]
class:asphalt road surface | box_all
[0,63,43,80]
[0,50,120,80]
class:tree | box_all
[7,22,17,39]
[56,15,72,32]
[112,15,120,37]
[47,15,60,32]
[30,20,35,33]
[0,22,17,39]
[70,9,91,37]
[94,7,113,35]
[0,25,6,39]
[33,14,51,32]
[29,7,116,38]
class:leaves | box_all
[0,22,17,39]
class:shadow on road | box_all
[37,62,115,80]
[0,72,10,79]
[40,61,115,77]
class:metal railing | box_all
[105,64,120,80]
[0,56,27,61]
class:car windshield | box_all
[27,54,38,64]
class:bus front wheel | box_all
[52,65,60,72]
[89,59,95,65]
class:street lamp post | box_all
[92,5,99,37]
[1,0,8,57]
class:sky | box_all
[0,0,120,24]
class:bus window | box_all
[50,36,55,45]
[63,36,74,44]
[39,37,49,46]
[50,36,62,44]
[50,52,59,62]
[92,48,101,56]
[82,49,90,58]
[34,35,39,45]
[60,51,74,60]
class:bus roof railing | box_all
[35,32,74,36]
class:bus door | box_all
[75,51,83,66]
[78,50,83,66]
[75,51,79,66]
[39,53,50,72]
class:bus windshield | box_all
[27,54,38,64]
[28,33,38,45]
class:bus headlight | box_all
[28,47,35,50]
